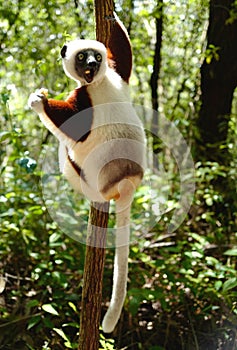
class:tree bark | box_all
[149,1,163,169]
[78,202,110,350]
[197,0,237,163]
[78,1,114,349]
[94,0,114,46]
[195,0,237,233]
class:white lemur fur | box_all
[28,13,145,333]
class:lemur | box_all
[28,13,146,333]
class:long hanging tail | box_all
[102,180,134,333]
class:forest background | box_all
[0,0,237,349]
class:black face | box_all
[74,49,102,83]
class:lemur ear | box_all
[61,45,67,58]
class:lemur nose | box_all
[88,60,97,67]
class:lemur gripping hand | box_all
[28,88,48,113]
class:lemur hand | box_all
[28,88,48,113]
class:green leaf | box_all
[27,315,41,330]
[26,299,40,309]
[214,280,222,291]
[18,157,37,173]
[0,131,12,141]
[49,232,62,244]
[206,55,211,64]
[184,251,203,259]
[42,304,59,316]
[224,248,237,256]
[53,328,69,341]
[53,328,72,348]
[68,302,77,313]
[222,278,237,292]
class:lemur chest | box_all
[87,71,129,104]
[66,74,135,165]
[86,77,131,127]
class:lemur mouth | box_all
[84,67,97,83]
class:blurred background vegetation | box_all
[0,0,237,349]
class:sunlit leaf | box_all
[224,248,237,256]
[68,302,77,313]
[222,278,237,292]
[53,328,72,348]
[42,304,59,316]
[0,276,6,294]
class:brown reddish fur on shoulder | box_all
[44,87,93,142]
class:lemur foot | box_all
[28,88,48,113]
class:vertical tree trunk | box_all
[78,202,110,350]
[78,1,114,349]
[197,0,237,163]
[94,0,114,46]
[196,0,237,232]
[149,1,163,169]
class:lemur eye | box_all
[96,53,102,62]
[77,53,85,61]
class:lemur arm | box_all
[28,87,93,142]
[107,14,132,83]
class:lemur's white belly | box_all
[59,71,145,201]
[67,73,145,168]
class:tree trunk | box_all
[149,1,163,169]
[78,1,114,349]
[196,0,237,234]
[94,0,114,46]
[78,202,110,350]
[197,0,237,163]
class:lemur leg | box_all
[102,178,136,333]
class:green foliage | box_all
[205,44,220,64]
[99,334,116,350]
[226,0,237,24]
